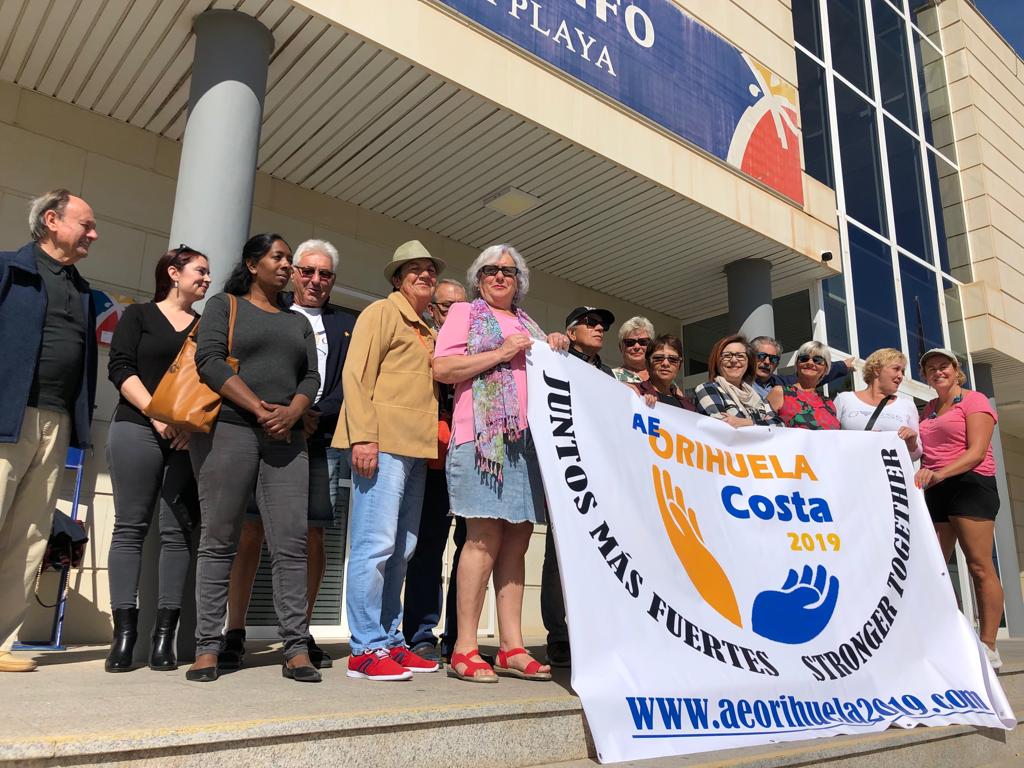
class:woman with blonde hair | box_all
[613,316,655,384]
[833,348,920,458]
[766,340,840,430]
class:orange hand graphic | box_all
[652,465,743,628]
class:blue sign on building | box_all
[435,0,804,203]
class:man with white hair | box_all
[0,189,98,672]
[224,238,354,670]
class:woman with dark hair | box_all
[694,334,783,427]
[105,246,210,672]
[629,334,695,411]
[188,234,322,683]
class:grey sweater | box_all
[196,293,320,427]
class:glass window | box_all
[793,0,825,59]
[872,0,917,130]
[942,278,972,386]
[828,0,873,95]
[849,226,901,356]
[884,119,932,259]
[835,81,887,235]
[926,149,970,279]
[910,0,941,40]
[822,275,851,353]
[796,52,835,188]
[913,31,955,159]
[899,256,944,378]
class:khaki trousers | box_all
[0,407,71,650]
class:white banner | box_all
[526,345,1014,764]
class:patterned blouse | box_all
[613,366,644,384]
[776,385,840,430]
[693,380,783,427]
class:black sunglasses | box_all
[479,265,520,278]
[756,352,781,365]
[576,315,607,329]
[798,354,827,365]
[622,337,650,348]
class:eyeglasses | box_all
[432,300,457,313]
[721,352,748,361]
[622,338,650,348]
[798,354,827,366]
[650,354,681,366]
[295,265,336,280]
[756,352,781,365]
[478,265,520,278]
[576,315,607,329]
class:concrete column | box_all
[167,10,274,293]
[974,363,1024,638]
[725,258,775,339]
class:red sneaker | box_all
[390,645,440,673]
[347,648,413,681]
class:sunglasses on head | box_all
[622,337,650,348]
[798,354,827,365]
[479,265,520,278]
[295,265,335,280]
[756,352,781,365]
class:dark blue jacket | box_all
[0,243,98,447]
[282,293,355,438]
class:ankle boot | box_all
[149,608,181,671]
[105,607,139,672]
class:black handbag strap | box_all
[864,394,894,431]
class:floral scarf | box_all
[467,298,546,480]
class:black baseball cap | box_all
[565,306,615,329]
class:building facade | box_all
[0,0,1020,643]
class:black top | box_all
[27,245,86,415]
[108,302,198,428]
[568,345,614,376]
[195,293,320,428]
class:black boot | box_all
[149,608,181,671]
[105,607,139,673]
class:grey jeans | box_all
[189,421,310,659]
[107,420,197,610]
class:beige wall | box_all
[939,0,1024,377]
[0,79,686,643]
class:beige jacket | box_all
[332,292,438,458]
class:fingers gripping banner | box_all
[526,346,1014,764]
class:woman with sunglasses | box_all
[630,334,695,411]
[694,334,783,427]
[104,246,210,672]
[915,349,1003,669]
[765,341,840,430]
[434,244,569,683]
[613,316,656,383]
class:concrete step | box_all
[1,642,1021,768]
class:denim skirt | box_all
[446,428,547,525]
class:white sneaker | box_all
[984,645,1003,670]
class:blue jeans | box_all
[345,450,426,654]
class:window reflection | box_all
[797,52,835,188]
[913,31,955,159]
[942,277,972,386]
[899,256,944,378]
[926,149,970,279]
[823,275,851,353]
[885,119,932,260]
[793,0,825,58]
[828,0,873,95]
[836,81,887,235]
[850,227,901,355]
[873,0,917,130]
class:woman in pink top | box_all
[434,244,569,683]
[915,349,1002,668]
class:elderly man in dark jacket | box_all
[0,189,98,672]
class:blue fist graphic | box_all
[751,565,839,644]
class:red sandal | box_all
[446,649,498,683]
[495,648,552,681]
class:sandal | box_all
[495,648,552,681]
[446,648,498,683]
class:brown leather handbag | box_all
[145,294,239,433]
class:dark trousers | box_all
[440,517,466,657]
[190,421,310,660]
[107,420,197,610]
[403,469,451,648]
[541,523,568,644]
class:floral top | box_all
[776,385,840,430]
[613,366,644,384]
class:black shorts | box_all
[924,471,999,523]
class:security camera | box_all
[821,250,834,262]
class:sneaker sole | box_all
[346,669,412,681]
[404,664,440,673]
